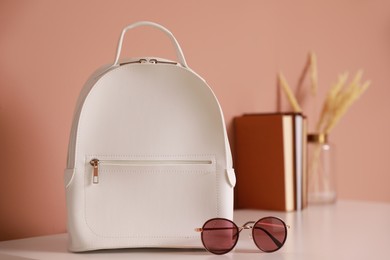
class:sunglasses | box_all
[195,217,288,255]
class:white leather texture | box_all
[65,22,235,252]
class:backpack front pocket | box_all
[83,155,218,239]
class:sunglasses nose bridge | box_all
[241,221,256,230]
[244,224,252,230]
[240,223,255,240]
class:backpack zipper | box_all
[89,158,213,184]
[120,58,177,66]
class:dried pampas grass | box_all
[317,71,370,134]
[279,52,370,135]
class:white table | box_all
[0,200,389,259]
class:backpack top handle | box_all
[112,21,188,68]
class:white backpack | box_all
[64,21,236,252]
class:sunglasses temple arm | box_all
[254,227,283,248]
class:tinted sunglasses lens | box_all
[201,218,238,255]
[253,217,287,252]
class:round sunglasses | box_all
[195,217,288,255]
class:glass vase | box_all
[307,133,337,204]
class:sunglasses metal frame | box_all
[195,217,289,255]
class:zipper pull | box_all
[90,159,100,184]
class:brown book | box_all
[234,113,307,211]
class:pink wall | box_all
[1,0,389,241]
